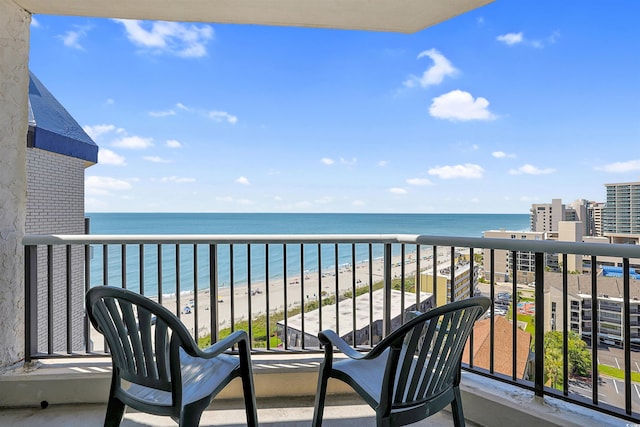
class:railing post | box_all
[534,252,545,397]
[24,245,38,362]
[383,243,392,337]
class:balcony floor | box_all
[0,395,470,426]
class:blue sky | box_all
[29,1,639,214]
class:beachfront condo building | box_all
[26,72,98,354]
[419,255,479,306]
[604,181,640,244]
[530,198,597,238]
[481,230,544,283]
[546,272,640,348]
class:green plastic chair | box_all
[86,286,258,427]
[312,296,490,427]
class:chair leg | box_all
[450,386,466,427]
[103,395,126,427]
[179,399,209,427]
[312,364,330,427]
[237,341,259,427]
[241,368,258,426]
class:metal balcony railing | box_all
[22,233,640,423]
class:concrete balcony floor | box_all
[0,395,469,427]
[0,354,632,427]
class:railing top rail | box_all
[22,233,640,258]
[23,234,404,245]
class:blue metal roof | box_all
[28,71,98,164]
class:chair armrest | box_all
[190,330,250,359]
[318,330,365,360]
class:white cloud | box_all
[209,111,238,124]
[166,139,183,148]
[236,176,251,185]
[594,160,640,173]
[406,178,433,186]
[508,164,556,175]
[113,20,214,58]
[429,90,496,121]
[98,149,126,166]
[83,124,117,140]
[215,196,253,205]
[105,99,115,106]
[492,151,516,159]
[112,136,154,149]
[340,157,357,165]
[57,26,90,50]
[403,48,458,88]
[31,17,40,28]
[378,160,389,167]
[321,158,335,165]
[176,102,190,111]
[315,196,333,204]
[160,176,196,183]
[85,176,132,196]
[144,156,171,163]
[497,32,524,46]
[428,164,484,179]
[389,187,408,195]
[149,109,176,118]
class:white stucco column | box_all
[0,0,30,369]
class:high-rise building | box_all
[587,202,605,237]
[604,182,640,244]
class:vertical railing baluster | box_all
[157,244,163,305]
[25,245,38,362]
[210,244,219,344]
[317,243,322,336]
[193,244,199,342]
[490,249,495,374]
[66,245,72,354]
[334,244,339,338]
[47,245,53,355]
[139,244,144,296]
[450,246,455,303]
[590,255,599,404]
[468,247,474,368]
[84,243,91,353]
[265,244,270,350]
[415,245,421,309]
[230,244,235,333]
[512,250,518,381]
[300,243,305,350]
[534,252,545,398]
[247,244,252,347]
[176,244,181,320]
[121,244,126,289]
[383,243,392,338]
[623,257,632,415]
[103,244,108,287]
[400,244,406,321]
[432,245,438,306]
[368,244,373,347]
[283,244,288,350]
[351,243,356,346]
[562,253,569,396]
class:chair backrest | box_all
[375,296,490,417]
[86,286,197,405]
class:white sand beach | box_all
[160,251,429,341]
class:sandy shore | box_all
[161,250,437,340]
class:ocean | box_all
[86,213,529,296]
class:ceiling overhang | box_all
[16,0,493,33]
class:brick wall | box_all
[26,148,87,353]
